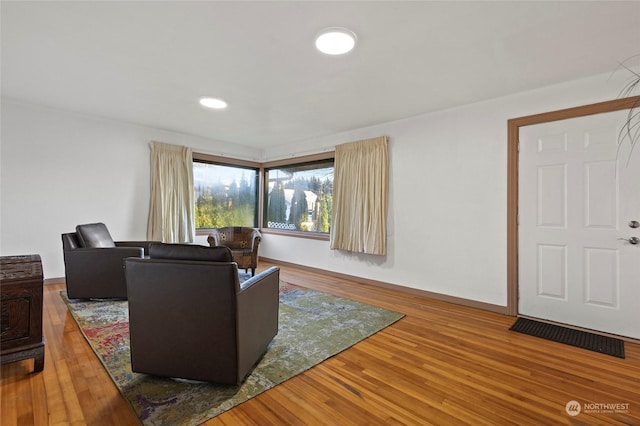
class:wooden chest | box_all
[0,254,45,372]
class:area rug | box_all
[510,317,625,358]
[61,280,404,425]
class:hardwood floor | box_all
[2,262,639,425]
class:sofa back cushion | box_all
[149,243,233,262]
[75,222,116,248]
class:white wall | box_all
[261,70,635,307]
[0,99,260,278]
[1,69,634,307]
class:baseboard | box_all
[48,264,508,315]
[262,257,509,315]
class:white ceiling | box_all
[2,1,640,150]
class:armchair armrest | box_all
[207,230,221,247]
[64,247,144,298]
[115,240,160,256]
[236,266,279,379]
[239,266,278,292]
[65,246,144,272]
[249,229,262,249]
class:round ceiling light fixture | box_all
[199,97,228,110]
[314,27,357,55]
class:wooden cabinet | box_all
[1,255,45,372]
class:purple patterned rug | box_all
[61,281,403,425]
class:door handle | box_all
[619,237,640,245]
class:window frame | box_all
[261,152,334,241]
[192,151,334,240]
[192,152,262,236]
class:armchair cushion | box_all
[149,243,233,262]
[75,222,116,248]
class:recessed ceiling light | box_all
[315,27,357,55]
[199,97,228,110]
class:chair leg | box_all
[251,268,255,276]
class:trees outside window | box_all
[193,161,258,229]
[193,154,333,236]
[264,160,334,233]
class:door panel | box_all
[584,247,618,307]
[519,110,640,339]
[537,164,566,227]
[585,160,617,228]
[537,244,566,299]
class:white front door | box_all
[518,110,640,339]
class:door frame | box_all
[506,95,640,316]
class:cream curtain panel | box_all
[330,136,389,255]
[147,141,195,243]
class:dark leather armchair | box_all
[124,243,279,385]
[61,222,157,299]
[207,227,262,276]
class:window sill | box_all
[195,229,215,237]
[195,228,330,242]
[259,228,330,241]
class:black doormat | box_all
[509,317,625,358]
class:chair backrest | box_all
[214,227,260,249]
[148,242,233,262]
[75,222,116,248]
[125,256,243,382]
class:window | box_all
[264,159,334,234]
[193,158,259,231]
[193,152,333,238]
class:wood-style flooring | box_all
[2,262,639,425]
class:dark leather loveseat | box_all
[124,243,280,384]
[62,222,157,299]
